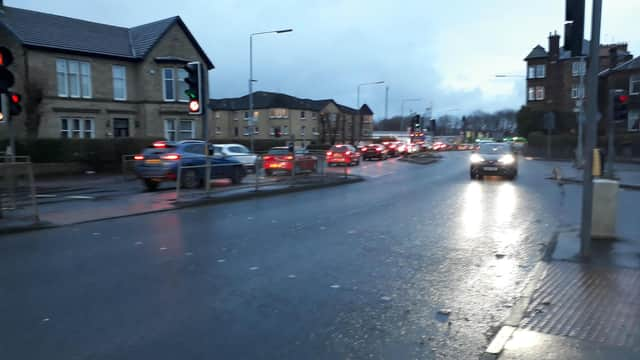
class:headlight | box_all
[499,154,515,165]
[470,153,484,163]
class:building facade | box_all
[0,5,213,140]
[524,31,633,131]
[210,91,374,145]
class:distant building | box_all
[524,31,634,131]
[0,3,213,139]
[209,91,374,145]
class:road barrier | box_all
[0,157,39,222]
[173,152,352,202]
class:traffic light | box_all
[564,0,585,57]
[613,94,629,122]
[0,46,15,92]
[9,92,21,116]
[414,115,421,132]
[183,61,203,115]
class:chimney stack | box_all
[549,31,560,60]
[609,46,619,69]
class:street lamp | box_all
[356,81,385,143]
[400,98,422,131]
[248,28,293,153]
[357,81,384,108]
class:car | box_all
[326,145,360,166]
[133,140,247,191]
[212,144,257,172]
[263,147,318,175]
[432,142,447,151]
[362,144,389,160]
[469,142,518,180]
[383,142,402,157]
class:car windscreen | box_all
[142,146,175,155]
[330,146,349,152]
[478,143,509,154]
[229,146,249,154]
[268,149,289,155]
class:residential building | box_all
[209,91,374,145]
[0,3,213,139]
[524,30,632,131]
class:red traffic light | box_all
[0,47,13,67]
[617,95,629,104]
[188,99,200,113]
[10,93,20,104]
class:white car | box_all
[213,144,258,172]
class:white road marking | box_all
[159,247,168,251]
[65,195,94,200]
[217,259,226,263]
[330,284,341,289]
[92,232,101,236]
[36,194,57,198]
[288,274,297,279]
[184,252,193,256]
[249,266,260,271]
[134,241,143,246]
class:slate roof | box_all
[611,56,640,72]
[0,6,214,68]
[210,91,371,115]
[524,45,548,60]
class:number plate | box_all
[483,166,498,171]
[145,159,161,165]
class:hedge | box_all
[0,138,160,170]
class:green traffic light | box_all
[185,89,197,100]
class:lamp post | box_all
[400,98,422,131]
[249,28,292,153]
[356,81,384,143]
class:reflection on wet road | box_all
[0,152,592,359]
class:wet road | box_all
[0,153,589,359]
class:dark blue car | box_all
[134,140,247,191]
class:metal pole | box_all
[605,89,620,178]
[576,57,586,166]
[27,163,39,222]
[546,129,551,159]
[249,35,255,154]
[400,101,404,131]
[580,0,603,258]
[385,86,389,121]
[1,94,14,161]
[357,85,361,109]
[175,165,182,202]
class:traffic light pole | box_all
[580,0,602,258]
[1,93,14,161]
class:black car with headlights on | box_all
[469,142,518,180]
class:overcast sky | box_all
[10,0,640,119]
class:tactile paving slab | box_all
[520,261,640,350]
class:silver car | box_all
[213,144,258,172]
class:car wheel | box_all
[231,167,243,185]
[182,169,200,189]
[144,179,159,191]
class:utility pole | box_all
[580,0,602,258]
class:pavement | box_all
[0,169,363,233]
[542,160,640,190]
[2,153,640,359]
[485,221,640,358]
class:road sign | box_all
[544,112,556,130]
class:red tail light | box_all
[161,153,180,160]
[153,141,167,148]
[286,155,294,160]
[326,151,333,156]
[133,154,144,160]
[345,151,351,156]
[263,155,273,161]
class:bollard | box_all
[592,148,601,177]
[591,178,618,239]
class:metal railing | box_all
[0,161,39,221]
[171,152,354,202]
